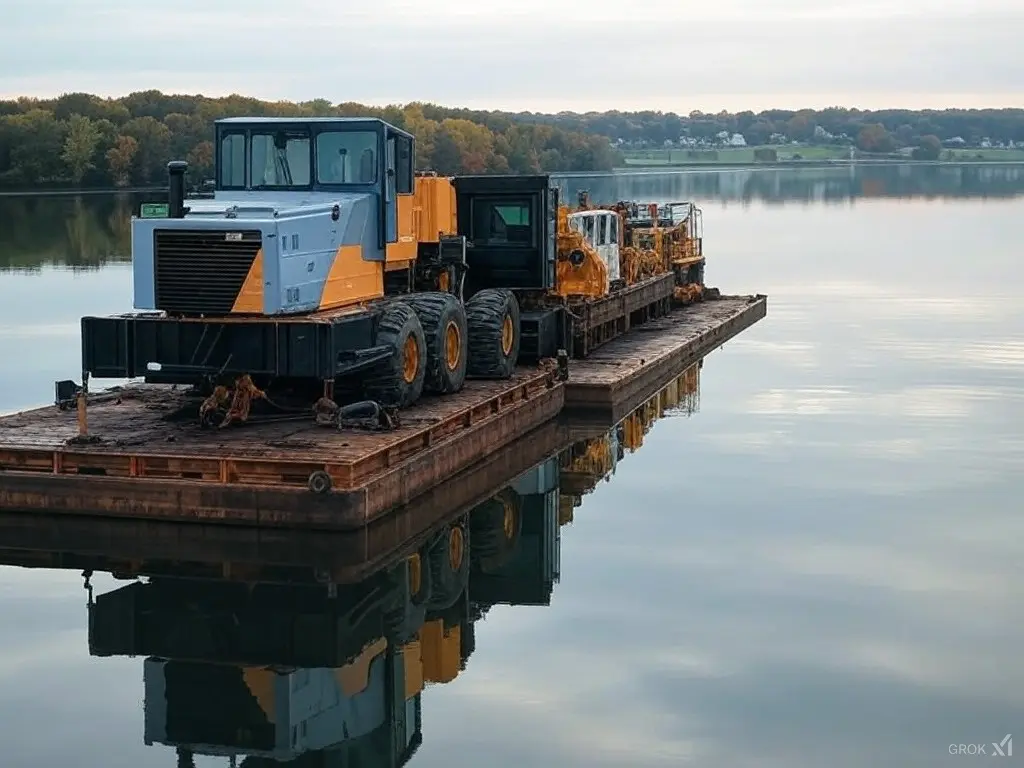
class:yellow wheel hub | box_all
[402,335,419,384]
[448,526,464,570]
[444,320,461,371]
[501,315,514,356]
[502,502,516,539]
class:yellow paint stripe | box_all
[232,248,264,313]
[334,637,388,697]
[242,667,277,723]
[318,244,384,310]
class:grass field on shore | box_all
[618,146,1024,166]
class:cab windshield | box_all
[316,130,379,184]
[217,126,382,189]
[250,130,311,188]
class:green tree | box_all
[106,135,138,187]
[912,134,942,160]
[5,109,66,183]
[121,116,172,183]
[186,140,215,182]
[61,114,101,183]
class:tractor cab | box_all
[204,116,415,246]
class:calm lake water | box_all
[1,164,1022,767]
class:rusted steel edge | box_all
[329,417,572,582]
[0,419,573,583]
[584,272,675,326]
[0,380,566,532]
[564,296,767,409]
[355,381,566,526]
[0,367,560,492]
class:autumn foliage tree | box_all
[0,91,617,189]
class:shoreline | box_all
[610,158,1024,172]
[0,186,167,198]
[2,158,1024,195]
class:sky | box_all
[1,0,1022,113]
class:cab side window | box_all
[395,135,413,194]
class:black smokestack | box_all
[167,160,188,219]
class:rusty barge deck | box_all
[564,294,767,411]
[0,367,563,530]
[0,292,766,529]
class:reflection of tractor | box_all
[557,361,703,518]
[470,455,562,609]
[85,458,564,766]
[89,516,473,767]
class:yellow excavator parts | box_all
[553,205,609,298]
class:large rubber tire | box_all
[404,292,469,395]
[469,487,523,573]
[362,301,427,408]
[425,521,470,612]
[465,288,521,379]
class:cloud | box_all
[1,0,1022,110]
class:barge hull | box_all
[0,418,571,584]
[0,367,563,530]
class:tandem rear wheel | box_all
[465,288,521,379]
[404,292,469,395]
[362,301,427,408]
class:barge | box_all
[0,112,767,527]
[0,294,764,528]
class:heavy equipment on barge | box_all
[70,115,708,425]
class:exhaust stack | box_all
[167,160,188,219]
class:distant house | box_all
[728,133,747,146]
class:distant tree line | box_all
[0,91,619,189]
[523,107,1024,154]
[2,92,1023,189]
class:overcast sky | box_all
[2,0,1022,113]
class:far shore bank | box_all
[0,186,166,198]
[3,157,1024,196]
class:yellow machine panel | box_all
[402,640,425,700]
[412,175,457,243]
[318,245,386,311]
[419,619,462,684]
[335,638,389,697]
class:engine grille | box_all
[154,228,262,316]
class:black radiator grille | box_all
[154,228,262,316]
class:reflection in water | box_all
[0,193,142,271]
[0,364,701,767]
[557,163,1024,206]
[1,164,1022,273]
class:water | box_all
[1,164,1022,767]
